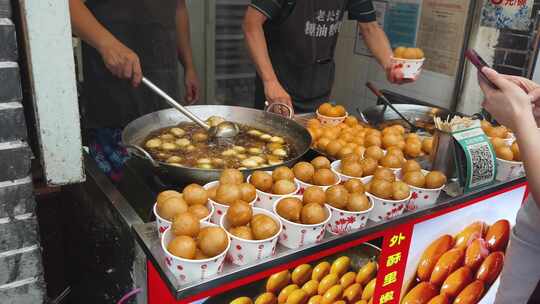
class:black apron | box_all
[255,0,347,113]
[81,0,179,129]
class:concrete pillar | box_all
[0,0,46,303]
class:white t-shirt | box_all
[495,195,540,303]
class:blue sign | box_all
[384,2,421,48]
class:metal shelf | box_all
[132,177,526,300]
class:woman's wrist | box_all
[514,111,537,137]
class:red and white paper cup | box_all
[153,201,214,239]
[391,56,425,79]
[273,195,331,249]
[220,207,282,266]
[316,109,348,126]
[405,170,445,212]
[496,158,525,182]
[364,176,411,222]
[247,172,299,211]
[326,199,374,236]
[161,222,229,284]
[204,181,257,224]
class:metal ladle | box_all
[142,77,240,138]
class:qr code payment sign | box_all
[467,142,495,188]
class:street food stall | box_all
[82,97,527,304]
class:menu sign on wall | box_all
[416,0,470,76]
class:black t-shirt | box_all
[250,0,376,23]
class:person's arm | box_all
[479,68,540,208]
[69,0,142,86]
[176,0,200,103]
[358,22,392,72]
[243,6,292,114]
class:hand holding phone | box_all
[465,49,498,89]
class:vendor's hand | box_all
[99,39,142,87]
[264,80,294,117]
[385,63,415,85]
[184,68,200,105]
[479,67,534,131]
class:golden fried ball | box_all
[380,154,402,169]
[373,167,396,182]
[403,171,426,188]
[365,146,385,161]
[313,169,337,186]
[172,212,200,237]
[182,184,208,205]
[392,181,411,200]
[402,160,422,174]
[347,193,371,212]
[382,134,401,149]
[495,146,514,161]
[250,171,273,192]
[490,137,506,149]
[344,116,359,127]
[157,196,189,221]
[168,236,196,259]
[311,156,331,170]
[422,138,433,155]
[276,197,303,222]
[511,142,521,161]
[273,166,295,181]
[360,158,378,177]
[326,185,350,209]
[370,179,393,199]
[425,171,447,189]
[272,179,298,195]
[365,135,382,148]
[220,169,244,185]
[341,161,363,177]
[404,141,423,158]
[293,162,316,183]
[303,186,327,205]
[226,200,253,227]
[325,141,343,157]
[344,179,365,194]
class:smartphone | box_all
[464,49,497,89]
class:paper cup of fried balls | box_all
[316,103,348,125]
[401,163,447,211]
[220,202,282,266]
[246,167,299,211]
[323,181,374,235]
[402,220,510,304]
[273,195,331,249]
[364,168,412,222]
[204,169,258,224]
[331,153,377,182]
[154,186,214,238]
[161,219,229,283]
[391,46,425,79]
[492,139,525,181]
[482,120,515,146]
[294,157,341,194]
